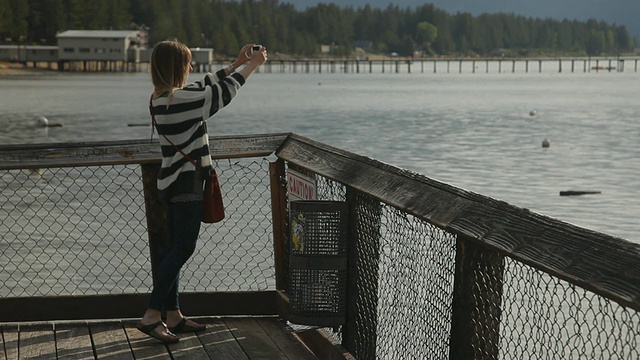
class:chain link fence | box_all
[305,171,640,360]
[0,158,275,298]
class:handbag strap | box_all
[149,95,201,169]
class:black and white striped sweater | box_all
[150,69,246,198]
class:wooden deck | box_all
[0,316,319,359]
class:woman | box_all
[139,40,267,344]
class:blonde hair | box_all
[150,40,192,96]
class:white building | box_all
[56,30,141,62]
[0,45,58,62]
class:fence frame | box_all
[1,132,639,358]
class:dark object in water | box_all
[559,190,602,196]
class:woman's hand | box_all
[232,44,254,69]
[249,46,268,66]
[237,46,268,80]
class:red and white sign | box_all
[287,170,317,201]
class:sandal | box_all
[168,318,206,333]
[136,321,180,344]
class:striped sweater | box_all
[150,69,246,197]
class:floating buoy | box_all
[559,190,602,196]
[529,110,537,116]
[541,138,550,148]
[35,116,49,127]
[35,116,62,127]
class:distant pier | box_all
[209,57,638,74]
[8,57,640,75]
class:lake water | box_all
[1,69,639,243]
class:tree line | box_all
[0,0,635,57]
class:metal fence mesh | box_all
[0,158,275,298]
[309,173,639,359]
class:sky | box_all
[282,0,640,41]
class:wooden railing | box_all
[1,133,638,359]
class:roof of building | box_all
[56,30,139,39]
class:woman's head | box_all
[150,40,192,93]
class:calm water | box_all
[1,69,639,243]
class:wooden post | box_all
[559,59,562,73]
[140,163,169,287]
[269,159,288,290]
[449,235,504,360]
[342,188,380,359]
[526,60,529,73]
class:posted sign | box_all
[287,169,317,201]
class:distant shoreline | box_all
[0,62,53,76]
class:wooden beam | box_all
[276,134,640,311]
[0,133,290,170]
[269,159,288,290]
[0,292,278,322]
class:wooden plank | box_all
[2,325,18,360]
[296,328,355,360]
[196,318,249,360]
[449,236,504,359]
[167,330,209,360]
[0,325,6,360]
[122,320,171,359]
[89,321,134,359]
[224,317,288,359]
[269,159,288,290]
[18,323,56,359]
[255,318,317,359]
[0,133,290,170]
[0,291,277,322]
[276,134,640,311]
[55,323,94,360]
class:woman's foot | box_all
[167,317,207,333]
[166,310,206,333]
[137,309,179,344]
[136,321,179,344]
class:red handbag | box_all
[201,169,225,223]
[150,96,225,223]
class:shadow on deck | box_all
[1,316,320,359]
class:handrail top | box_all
[0,133,291,169]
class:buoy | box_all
[560,190,602,196]
[35,116,49,127]
[529,110,536,116]
[541,138,550,148]
[35,116,63,127]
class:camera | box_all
[252,45,262,51]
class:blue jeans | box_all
[148,199,202,311]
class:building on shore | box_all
[0,29,216,72]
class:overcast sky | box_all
[282,0,640,40]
